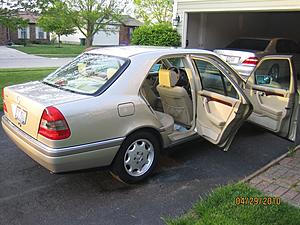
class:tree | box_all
[133,0,173,24]
[65,0,128,47]
[38,1,76,47]
[0,1,28,30]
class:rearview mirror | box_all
[256,75,271,85]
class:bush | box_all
[131,23,181,47]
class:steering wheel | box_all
[268,63,279,81]
[169,66,180,75]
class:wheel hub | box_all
[123,139,155,177]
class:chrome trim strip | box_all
[2,115,124,157]
[167,133,199,148]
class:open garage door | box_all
[185,12,300,50]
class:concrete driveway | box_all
[0,109,299,225]
[0,46,73,68]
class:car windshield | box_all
[226,39,270,51]
[43,53,126,94]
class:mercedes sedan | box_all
[2,46,298,183]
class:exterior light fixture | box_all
[173,15,180,26]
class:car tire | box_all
[110,131,160,184]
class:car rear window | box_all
[226,39,270,51]
[43,53,127,95]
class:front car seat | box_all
[156,69,193,127]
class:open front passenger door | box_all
[192,55,253,151]
[244,56,299,141]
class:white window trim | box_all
[36,26,47,39]
[18,27,30,39]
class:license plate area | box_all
[15,106,27,125]
[226,56,240,64]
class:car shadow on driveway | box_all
[48,121,291,192]
[0,114,296,225]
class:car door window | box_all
[167,58,184,67]
[149,63,162,74]
[276,40,299,54]
[194,60,239,99]
[254,59,290,90]
[288,41,300,53]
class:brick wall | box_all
[0,25,8,45]
[10,29,19,44]
[29,24,36,42]
[119,25,130,45]
[10,24,50,44]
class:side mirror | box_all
[256,74,271,85]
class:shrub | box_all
[131,23,181,47]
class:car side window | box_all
[149,63,161,74]
[167,58,184,67]
[254,59,290,90]
[276,40,299,53]
[194,59,239,99]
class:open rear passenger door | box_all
[244,56,299,141]
[192,55,253,151]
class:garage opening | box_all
[186,12,300,50]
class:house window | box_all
[36,27,47,39]
[18,27,30,39]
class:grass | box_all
[287,145,297,157]
[166,183,300,225]
[0,67,57,111]
[12,44,85,57]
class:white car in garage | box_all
[214,38,300,78]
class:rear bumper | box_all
[231,64,255,77]
[1,115,123,173]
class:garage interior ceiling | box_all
[186,12,300,50]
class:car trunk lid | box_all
[214,49,258,65]
[3,81,91,139]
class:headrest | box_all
[107,68,118,79]
[158,69,179,88]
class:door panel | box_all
[197,90,240,140]
[193,56,252,150]
[245,56,299,141]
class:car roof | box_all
[235,37,297,42]
[235,37,272,41]
[87,46,215,58]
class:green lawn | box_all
[0,67,57,111]
[12,44,85,57]
[166,183,300,225]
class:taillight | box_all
[2,88,7,113]
[242,57,259,66]
[38,106,71,140]
[3,102,7,113]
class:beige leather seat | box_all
[141,79,159,108]
[156,69,193,126]
[154,111,174,134]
